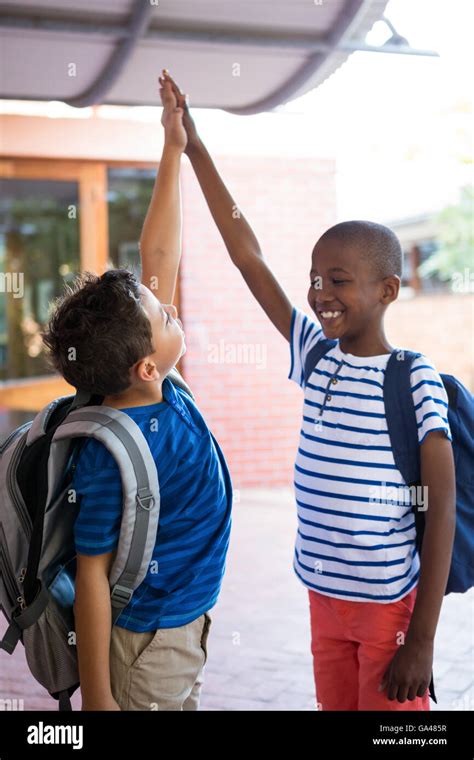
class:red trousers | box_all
[308,586,430,711]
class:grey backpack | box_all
[0,368,193,710]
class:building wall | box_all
[2,113,471,488]
[385,293,473,389]
[0,113,338,472]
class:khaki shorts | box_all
[110,612,212,711]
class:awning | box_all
[0,0,437,114]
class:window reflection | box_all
[107,167,156,277]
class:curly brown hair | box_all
[42,269,154,395]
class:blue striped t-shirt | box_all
[289,307,452,604]
[72,377,233,631]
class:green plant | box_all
[418,186,473,289]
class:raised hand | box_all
[159,71,187,153]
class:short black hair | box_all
[42,269,154,395]
[318,220,403,279]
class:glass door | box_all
[0,177,80,381]
[0,159,107,435]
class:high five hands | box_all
[160,70,201,155]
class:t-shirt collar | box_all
[162,377,199,432]
[332,342,393,369]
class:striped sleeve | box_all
[288,306,324,389]
[410,355,452,445]
[73,440,123,556]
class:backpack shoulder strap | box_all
[25,387,105,447]
[26,396,74,446]
[383,350,422,487]
[303,338,337,386]
[68,388,104,411]
[51,406,161,624]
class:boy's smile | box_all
[316,306,345,327]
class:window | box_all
[107,167,156,278]
[0,178,80,381]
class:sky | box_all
[1,0,472,223]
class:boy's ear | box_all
[135,358,160,383]
[381,274,401,304]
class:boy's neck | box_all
[102,379,164,409]
[339,326,394,357]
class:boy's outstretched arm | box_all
[162,72,293,342]
[139,74,186,304]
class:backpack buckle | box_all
[136,488,155,511]
[110,583,133,607]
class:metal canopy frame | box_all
[0,1,439,114]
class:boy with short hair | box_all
[42,76,232,711]
[162,71,456,711]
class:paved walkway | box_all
[1,489,472,711]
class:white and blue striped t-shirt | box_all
[289,307,452,604]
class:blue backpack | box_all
[304,342,474,596]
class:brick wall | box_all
[180,155,337,488]
[385,293,473,389]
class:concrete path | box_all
[1,489,472,711]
